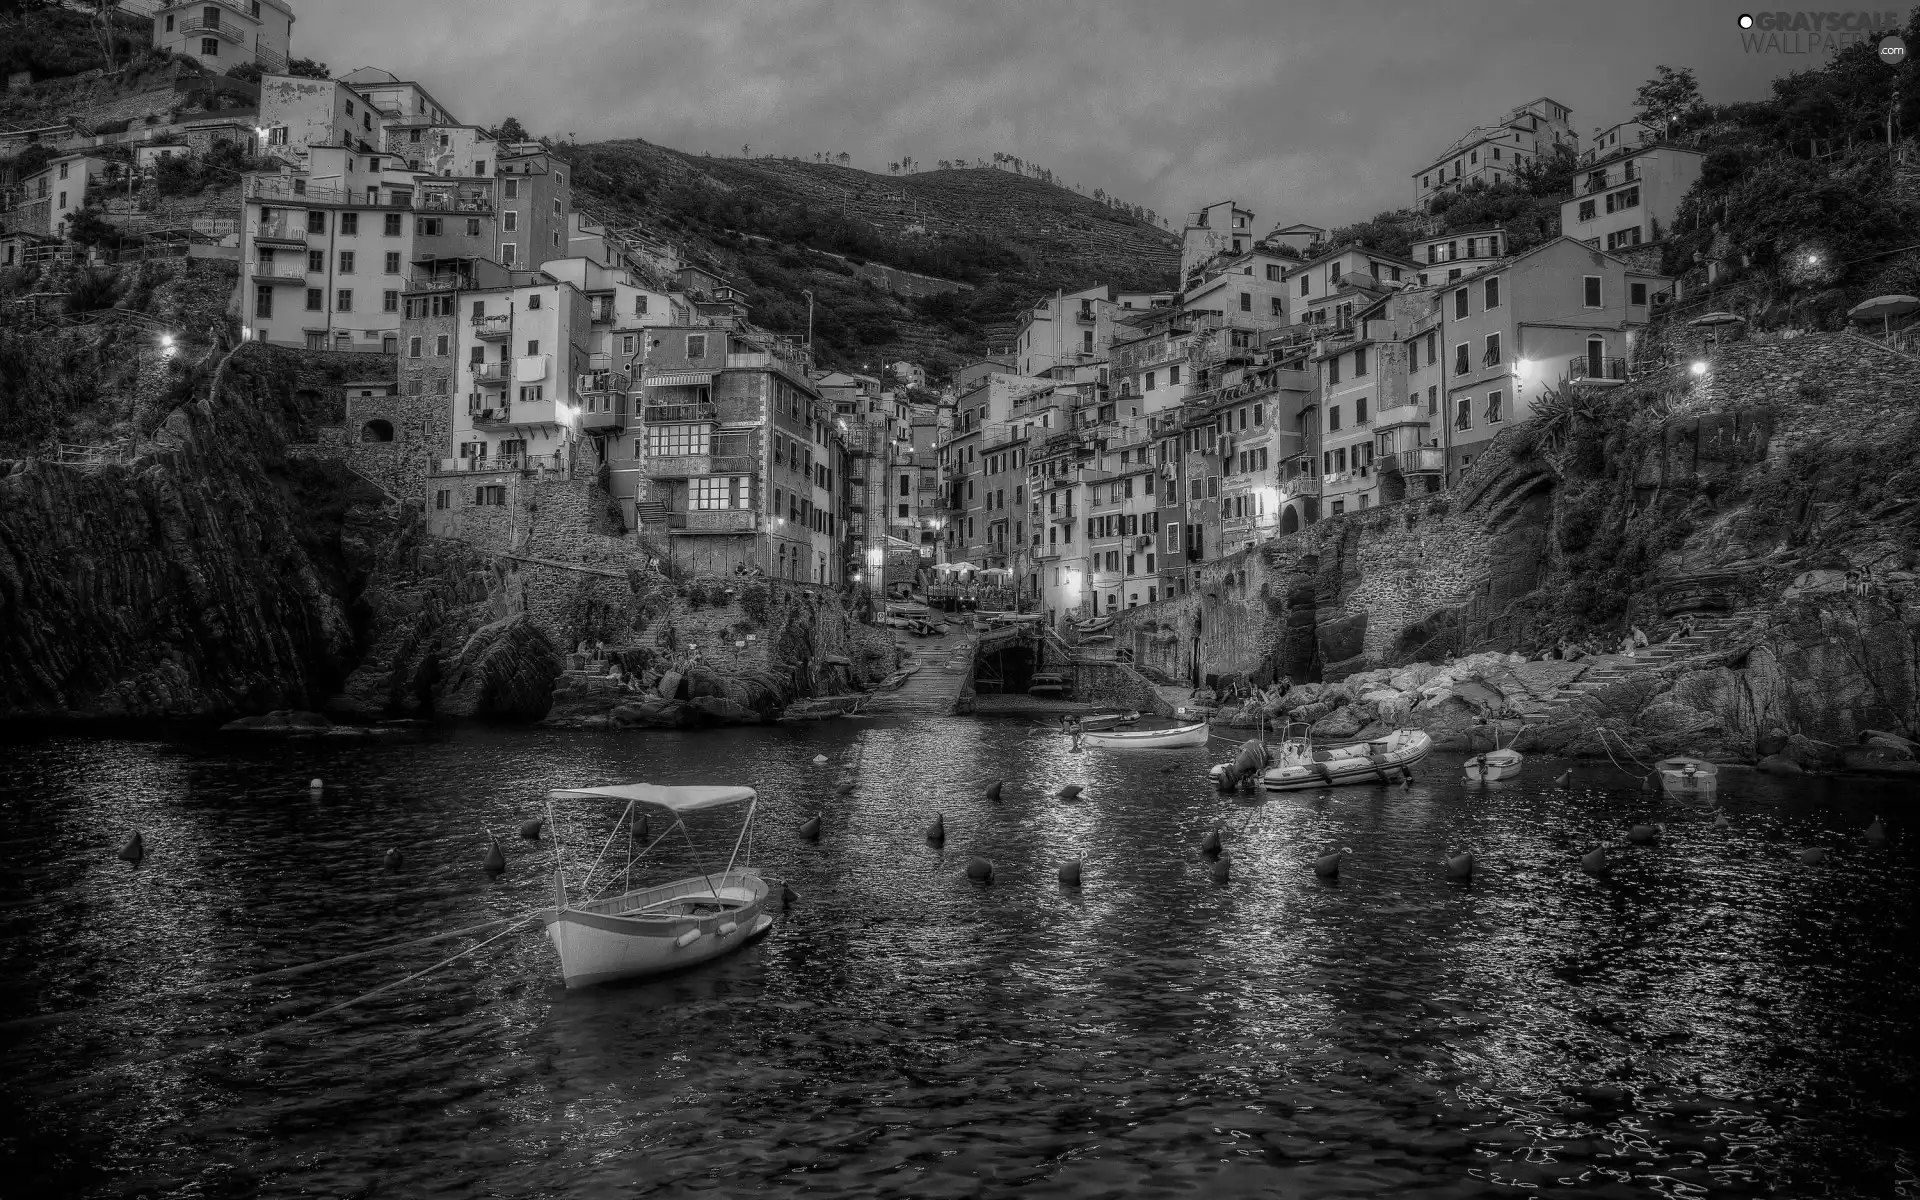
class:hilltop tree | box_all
[742,144,751,157]
[1634,65,1702,136]
[490,116,529,143]
[838,152,850,166]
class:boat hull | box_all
[1261,731,1433,791]
[1463,749,1524,782]
[541,871,771,988]
[1654,757,1719,802]
[1081,721,1209,750]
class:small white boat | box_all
[1081,720,1210,750]
[1655,757,1718,802]
[538,783,775,988]
[1463,747,1525,783]
[1063,709,1139,733]
[1257,726,1433,792]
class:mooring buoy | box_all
[1209,855,1231,884]
[518,819,542,840]
[1799,846,1827,866]
[836,781,856,796]
[1058,859,1082,887]
[781,881,800,907]
[1712,810,1730,830]
[1866,817,1888,845]
[1445,849,1475,881]
[1216,766,1240,792]
[1314,848,1348,879]
[965,856,993,883]
[813,754,828,765]
[482,837,506,874]
[1627,823,1662,845]
[1200,827,1223,858]
[798,814,822,842]
[984,780,1004,802]
[1581,846,1612,876]
[1555,770,1572,789]
[925,813,945,845]
[117,831,144,864]
[384,847,404,870]
[1055,783,1084,801]
[1401,769,1413,790]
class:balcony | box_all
[472,314,510,340]
[1568,356,1629,385]
[1281,476,1323,497]
[180,13,244,42]
[590,302,616,325]
[473,362,510,386]
[725,350,772,368]
[668,509,760,535]
[251,219,306,246]
[416,185,493,214]
[1378,448,1446,475]
[249,260,308,283]
[576,372,631,396]
[642,401,716,424]
[470,402,512,426]
[1075,311,1098,325]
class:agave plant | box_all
[1529,380,1607,455]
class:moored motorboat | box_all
[1081,720,1209,750]
[1655,756,1718,802]
[538,783,774,988]
[1463,747,1524,782]
[1255,726,1433,791]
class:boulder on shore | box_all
[220,710,332,733]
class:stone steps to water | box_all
[1529,610,1762,716]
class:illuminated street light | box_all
[1690,361,1708,376]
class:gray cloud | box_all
[305,1,1798,233]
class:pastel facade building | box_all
[1413,98,1577,211]
[1180,199,1257,282]
[151,0,295,74]
[1560,144,1705,255]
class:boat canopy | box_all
[549,783,756,811]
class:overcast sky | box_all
[303,0,1850,231]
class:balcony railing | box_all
[251,219,305,245]
[416,187,494,214]
[473,363,510,385]
[249,260,309,282]
[590,303,616,325]
[1378,448,1445,475]
[470,404,512,426]
[668,509,760,534]
[180,13,244,41]
[577,372,631,396]
[1075,311,1098,325]
[642,402,716,424]
[471,314,510,339]
[1568,356,1629,384]
[1281,476,1322,497]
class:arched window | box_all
[361,419,394,442]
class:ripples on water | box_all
[0,719,1916,1198]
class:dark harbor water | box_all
[2,719,1917,1199]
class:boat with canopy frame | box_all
[537,783,774,988]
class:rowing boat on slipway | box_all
[538,783,774,988]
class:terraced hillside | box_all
[560,139,1180,378]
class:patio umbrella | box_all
[1688,311,1746,352]
[1847,294,1920,336]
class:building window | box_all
[1357,396,1369,423]
[435,334,449,356]
[686,333,707,358]
[1327,356,1340,385]
[1484,332,1500,366]
[307,288,323,311]
[334,290,352,312]
[201,37,220,56]
[417,217,442,235]
[691,476,748,509]
[307,211,326,234]
[1453,343,1470,375]
[384,213,402,236]
[1168,365,1180,385]
[338,250,354,274]
[1327,404,1341,432]
[1631,282,1648,305]
[253,284,272,318]
[306,249,324,273]
[504,179,518,199]
[340,213,358,235]
[1454,288,1468,319]
[1484,276,1500,309]
[647,424,709,457]
[1583,276,1602,308]
[1455,395,1472,430]
[383,290,399,313]
[385,251,401,274]
[518,385,544,403]
[1427,385,1438,414]
[1353,347,1367,377]
[1577,199,1596,222]
[466,218,480,237]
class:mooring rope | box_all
[0,910,542,1032]
[1594,726,1655,785]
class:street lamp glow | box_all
[1515,358,1534,378]
[1690,361,1708,376]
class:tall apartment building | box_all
[151,0,295,74]
[1015,284,1122,377]
[1310,289,1430,515]
[1285,245,1420,328]
[1180,199,1257,282]
[340,69,459,127]
[1409,227,1509,286]
[1181,246,1296,328]
[1413,98,1578,212]
[256,74,383,164]
[1560,143,1705,255]
[2,153,107,239]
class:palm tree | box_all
[741,144,751,157]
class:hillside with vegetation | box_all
[557,138,1181,379]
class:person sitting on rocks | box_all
[1632,625,1650,649]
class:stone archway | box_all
[1280,505,1301,534]
[360,419,395,442]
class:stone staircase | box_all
[1529,611,1760,717]
[863,627,975,717]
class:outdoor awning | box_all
[549,783,754,810]
[645,372,715,387]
